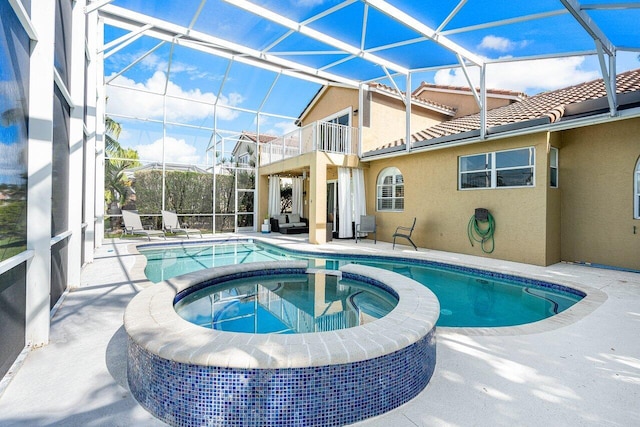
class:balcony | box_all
[259,121,358,166]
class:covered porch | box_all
[258,150,365,244]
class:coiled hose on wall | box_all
[467,211,495,253]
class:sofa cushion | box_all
[289,222,306,227]
[288,213,300,223]
[276,214,287,225]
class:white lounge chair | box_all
[121,210,166,240]
[162,210,202,238]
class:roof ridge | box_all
[366,68,640,156]
[369,82,457,113]
[412,82,528,99]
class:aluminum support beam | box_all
[457,54,481,109]
[596,40,618,116]
[560,0,615,55]
[100,4,359,87]
[479,65,486,140]
[223,0,409,74]
[364,0,484,66]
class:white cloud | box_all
[106,71,244,123]
[134,137,203,165]
[268,120,298,135]
[294,0,325,6]
[434,56,600,94]
[479,35,529,53]
[254,116,298,136]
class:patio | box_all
[0,235,638,426]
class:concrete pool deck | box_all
[0,233,639,426]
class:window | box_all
[0,0,30,262]
[550,147,558,188]
[459,147,535,189]
[377,167,404,211]
[238,153,250,165]
[635,158,640,219]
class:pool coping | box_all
[124,261,440,368]
[126,236,608,337]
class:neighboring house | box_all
[231,131,278,167]
[258,69,640,271]
[124,162,209,179]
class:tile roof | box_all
[368,82,457,115]
[412,82,528,100]
[370,68,640,154]
[240,131,279,143]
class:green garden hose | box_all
[468,212,495,253]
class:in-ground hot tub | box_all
[124,261,440,427]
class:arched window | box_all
[377,167,404,211]
[635,158,640,219]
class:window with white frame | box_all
[635,158,640,219]
[377,167,404,211]
[550,147,558,188]
[459,147,535,189]
[238,153,250,165]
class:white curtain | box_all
[338,167,353,238]
[268,175,280,217]
[353,168,366,228]
[292,177,303,216]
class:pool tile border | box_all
[124,261,440,426]
[127,236,608,336]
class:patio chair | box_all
[392,217,417,250]
[121,210,166,241]
[162,210,202,238]
[355,215,376,243]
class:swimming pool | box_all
[174,271,398,333]
[140,240,584,328]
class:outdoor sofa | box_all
[270,214,309,234]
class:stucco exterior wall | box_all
[361,93,446,153]
[414,90,515,118]
[559,118,640,270]
[365,133,553,265]
[300,86,449,156]
[299,87,358,126]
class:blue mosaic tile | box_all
[128,329,436,427]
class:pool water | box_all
[141,241,584,327]
[174,272,398,333]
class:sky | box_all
[103,0,640,166]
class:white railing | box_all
[259,121,358,166]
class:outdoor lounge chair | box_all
[393,217,417,250]
[162,210,202,238]
[355,215,376,243]
[121,210,166,240]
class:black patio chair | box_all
[392,217,417,250]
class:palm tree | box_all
[104,116,139,211]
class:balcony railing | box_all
[259,121,358,166]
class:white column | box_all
[83,5,98,263]
[26,0,56,346]
[66,0,88,287]
[94,17,106,247]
